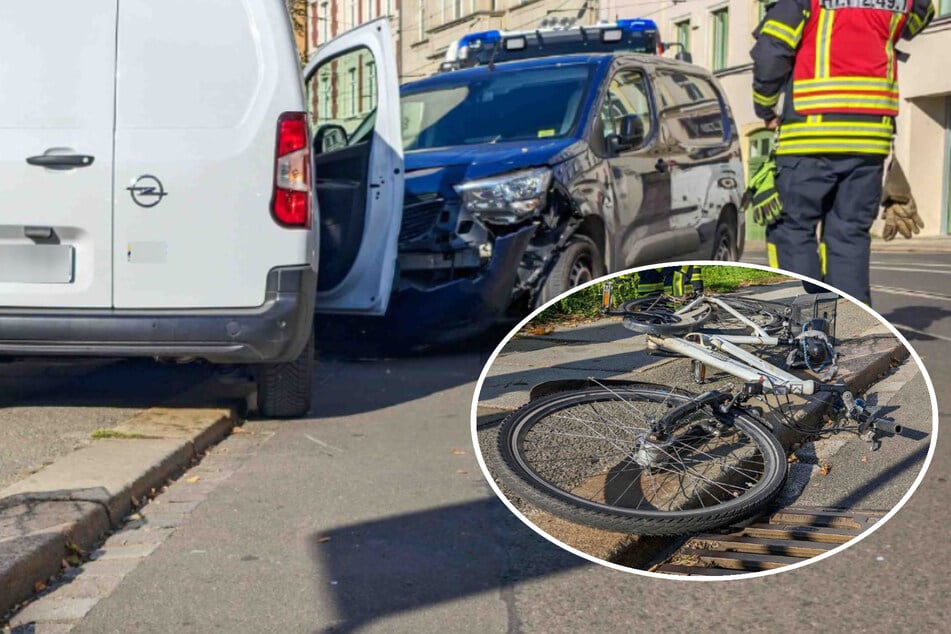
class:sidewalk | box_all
[745,235,951,254]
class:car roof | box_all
[402,52,708,92]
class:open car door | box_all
[305,18,404,315]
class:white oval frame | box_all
[469,260,940,582]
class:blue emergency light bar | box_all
[442,19,662,72]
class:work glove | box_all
[881,199,924,241]
[743,158,782,227]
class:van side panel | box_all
[113,0,310,309]
[0,1,118,308]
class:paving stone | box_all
[72,557,142,578]
[10,598,97,626]
[88,543,160,561]
[44,574,123,600]
[102,527,175,548]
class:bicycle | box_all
[487,285,900,536]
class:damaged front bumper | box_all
[383,225,536,344]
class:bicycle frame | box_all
[643,294,817,394]
[649,333,816,395]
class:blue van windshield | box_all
[400,65,592,150]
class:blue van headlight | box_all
[454,167,552,224]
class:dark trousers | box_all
[766,154,885,304]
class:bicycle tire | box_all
[706,296,787,335]
[489,386,787,535]
[618,296,713,335]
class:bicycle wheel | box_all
[618,295,713,335]
[707,296,787,335]
[490,386,787,535]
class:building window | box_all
[348,67,357,116]
[418,0,426,39]
[674,19,690,54]
[365,61,376,110]
[366,0,374,20]
[940,0,951,16]
[711,8,729,71]
[319,2,329,45]
[349,1,357,28]
[320,76,331,119]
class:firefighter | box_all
[751,0,934,304]
[632,266,702,298]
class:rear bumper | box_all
[0,266,315,364]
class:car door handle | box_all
[26,154,95,170]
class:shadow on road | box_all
[311,497,585,633]
[878,305,951,342]
[0,359,225,411]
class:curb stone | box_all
[0,405,236,617]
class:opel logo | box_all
[127,175,168,208]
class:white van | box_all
[0,1,334,417]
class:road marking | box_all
[870,285,951,303]
[304,434,343,453]
[890,324,951,344]
[869,266,951,275]
[870,260,951,269]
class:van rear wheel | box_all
[256,332,314,418]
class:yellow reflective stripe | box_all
[761,19,802,48]
[780,121,894,132]
[886,13,902,81]
[767,243,779,269]
[779,137,891,148]
[816,9,834,79]
[794,77,898,92]
[776,143,891,155]
[796,76,896,86]
[754,90,780,106]
[907,5,934,36]
[794,95,900,109]
[819,242,827,277]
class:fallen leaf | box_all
[34,581,47,593]
[450,448,466,456]
[232,427,248,434]
[316,536,331,544]
[861,455,868,463]
[787,454,799,464]
[66,554,82,567]
[127,512,143,521]
[185,476,201,484]
[523,325,556,336]
[819,463,832,476]
[130,496,140,508]
[456,470,468,475]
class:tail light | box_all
[271,112,311,229]
[657,40,665,55]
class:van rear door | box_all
[0,1,117,308]
[305,19,404,315]
[112,0,310,309]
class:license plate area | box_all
[0,244,75,284]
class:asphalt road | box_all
[3,251,949,631]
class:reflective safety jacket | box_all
[633,266,703,298]
[752,0,935,156]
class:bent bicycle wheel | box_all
[706,296,787,335]
[618,296,713,335]
[490,386,787,535]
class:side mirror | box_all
[314,123,348,154]
[608,113,646,153]
[675,51,693,64]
